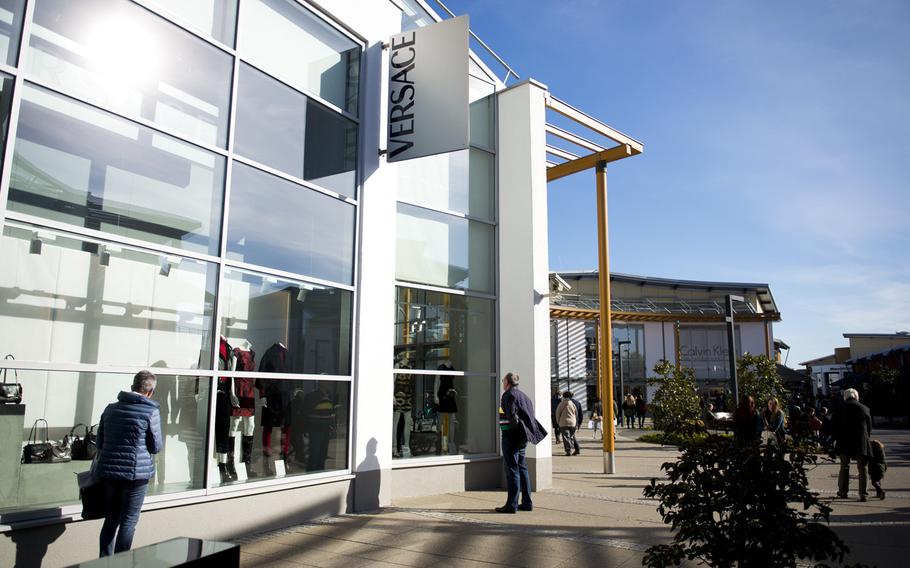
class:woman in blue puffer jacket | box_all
[94,370,163,557]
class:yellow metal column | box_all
[595,161,616,474]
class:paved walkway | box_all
[238,428,910,567]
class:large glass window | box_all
[26,0,233,147]
[391,373,495,459]
[0,0,24,66]
[0,370,209,515]
[396,203,493,293]
[613,324,646,382]
[219,268,352,376]
[140,0,238,47]
[0,72,13,166]
[394,287,493,373]
[678,325,742,381]
[0,224,216,369]
[397,149,492,221]
[227,163,355,284]
[234,65,357,198]
[209,377,348,486]
[238,0,360,114]
[8,85,225,255]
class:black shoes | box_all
[572,450,580,455]
[518,504,533,511]
[495,506,517,514]
[836,492,848,499]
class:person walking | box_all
[550,388,562,445]
[622,394,636,429]
[869,439,887,500]
[94,370,163,556]
[833,388,873,501]
[591,399,603,440]
[556,391,580,456]
[635,395,647,429]
[732,395,763,447]
[497,372,547,513]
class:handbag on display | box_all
[22,419,72,464]
[68,423,98,461]
[1,354,23,404]
[415,417,437,432]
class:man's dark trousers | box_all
[501,434,531,510]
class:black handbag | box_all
[22,419,72,464]
[68,423,98,461]
[1,354,23,404]
[76,469,106,520]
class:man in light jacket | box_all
[556,391,580,456]
[95,370,163,556]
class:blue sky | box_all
[447,0,910,366]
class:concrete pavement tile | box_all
[240,539,296,557]
[354,546,447,567]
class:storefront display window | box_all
[8,84,226,256]
[227,163,355,284]
[219,268,352,376]
[0,0,24,66]
[394,287,493,373]
[238,0,360,114]
[0,72,12,166]
[209,376,348,485]
[390,372,495,459]
[397,148,493,221]
[0,371,209,515]
[139,0,238,47]
[613,324,646,381]
[396,203,494,294]
[26,0,233,148]
[234,64,358,198]
[0,224,217,370]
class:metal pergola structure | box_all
[545,95,643,474]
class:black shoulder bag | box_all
[1,354,23,404]
[22,419,72,464]
[68,423,98,461]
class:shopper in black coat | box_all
[833,388,873,501]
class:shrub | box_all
[648,360,702,436]
[642,435,857,567]
[738,353,786,409]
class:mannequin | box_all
[256,342,291,476]
[215,336,236,482]
[434,361,458,455]
[392,358,414,458]
[229,339,256,478]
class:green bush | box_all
[648,360,702,436]
[642,435,859,567]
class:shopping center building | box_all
[550,271,781,410]
[0,0,651,563]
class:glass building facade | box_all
[0,0,362,517]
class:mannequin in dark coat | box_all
[833,388,873,500]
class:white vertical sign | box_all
[387,15,470,162]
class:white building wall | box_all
[739,322,769,358]
[497,80,552,489]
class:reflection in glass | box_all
[0,73,13,167]
[27,0,233,147]
[0,0,24,66]
[210,378,349,485]
[397,149,492,220]
[140,0,238,46]
[219,268,352,376]
[227,163,355,284]
[394,286,493,372]
[396,203,493,293]
[469,93,494,149]
[8,85,225,255]
[234,65,357,198]
[391,372,495,458]
[0,224,216,369]
[0,370,209,514]
[677,325,742,381]
[238,0,360,114]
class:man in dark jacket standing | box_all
[833,388,873,501]
[497,372,547,513]
[95,370,163,556]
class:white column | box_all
[497,80,552,491]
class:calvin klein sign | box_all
[387,16,469,162]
